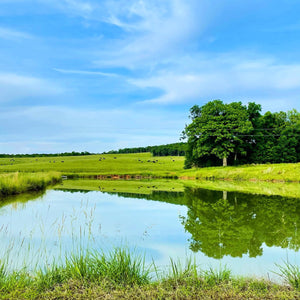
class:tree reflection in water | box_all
[181,187,300,259]
[63,186,300,259]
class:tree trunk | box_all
[223,156,227,167]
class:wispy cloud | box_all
[0,26,33,40]
[0,73,64,103]
[53,68,118,77]
[94,0,206,69]
[129,55,300,111]
[42,0,96,17]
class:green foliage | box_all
[104,142,187,157]
[180,187,300,258]
[183,100,300,167]
[183,100,255,167]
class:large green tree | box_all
[182,100,255,167]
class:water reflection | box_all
[0,183,299,276]
[182,188,300,258]
[94,187,300,259]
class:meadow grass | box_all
[0,153,184,177]
[0,153,299,182]
[182,162,300,182]
[0,250,298,299]
[0,172,61,197]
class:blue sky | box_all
[1,0,300,154]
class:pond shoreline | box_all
[0,249,299,299]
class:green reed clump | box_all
[202,266,232,286]
[91,248,151,286]
[35,263,66,292]
[0,172,61,197]
[275,261,300,290]
[163,257,199,283]
[34,248,151,291]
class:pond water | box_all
[0,183,299,280]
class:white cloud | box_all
[53,68,118,77]
[129,56,300,111]
[41,0,96,17]
[0,26,33,40]
[94,0,206,69]
[0,73,64,102]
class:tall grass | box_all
[0,172,61,197]
[202,265,232,286]
[0,248,152,293]
[0,251,297,299]
[274,261,300,290]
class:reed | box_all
[0,251,298,299]
[274,261,300,290]
[0,172,61,197]
[0,254,299,299]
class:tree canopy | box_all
[182,100,300,167]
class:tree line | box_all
[103,142,187,156]
[182,100,300,168]
[0,151,93,158]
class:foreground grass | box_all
[0,249,298,299]
[0,153,299,182]
[0,172,61,197]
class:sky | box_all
[1,0,300,154]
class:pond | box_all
[0,180,299,281]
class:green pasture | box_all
[182,162,300,182]
[0,153,299,190]
[0,153,184,177]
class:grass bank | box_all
[0,172,61,197]
[181,162,300,182]
[0,153,299,182]
[0,249,298,299]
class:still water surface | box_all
[0,185,299,279]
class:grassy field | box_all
[0,248,298,299]
[0,153,184,177]
[182,162,300,182]
[0,172,61,197]
[0,153,299,182]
